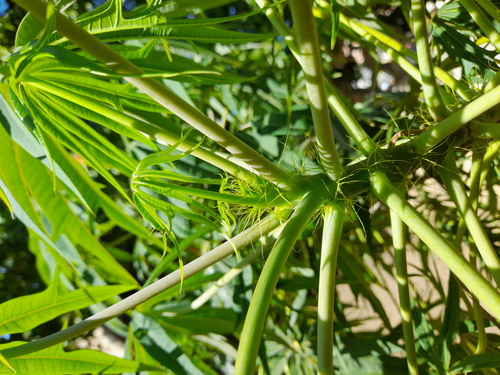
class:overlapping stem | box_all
[475,0,500,23]
[255,0,376,156]
[411,84,500,154]
[13,0,295,189]
[234,190,327,374]
[0,213,284,359]
[439,149,500,287]
[317,203,344,375]
[459,143,487,354]
[370,169,500,319]
[410,0,447,120]
[289,0,342,180]
[390,204,419,375]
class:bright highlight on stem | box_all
[317,203,344,375]
[371,169,500,320]
[289,0,342,181]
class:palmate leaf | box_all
[0,110,137,286]
[430,2,499,80]
[2,92,164,249]
[16,88,134,202]
[0,276,135,336]
[0,342,161,374]
[42,0,277,47]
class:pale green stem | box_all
[485,69,500,92]
[410,0,447,120]
[255,0,376,156]
[254,0,300,55]
[469,140,487,208]
[0,213,284,359]
[324,80,377,155]
[475,0,500,24]
[317,203,344,375]
[234,191,327,374]
[13,0,296,189]
[480,140,500,183]
[342,15,476,101]
[468,143,487,354]
[24,78,256,182]
[411,84,500,154]
[390,192,419,375]
[460,0,500,53]
[470,122,500,139]
[439,150,500,287]
[370,169,500,320]
[289,0,342,180]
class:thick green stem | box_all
[410,0,447,120]
[370,169,500,319]
[234,191,327,374]
[439,150,500,287]
[13,0,295,189]
[411,84,500,154]
[255,0,376,156]
[0,214,284,359]
[289,0,342,180]
[317,203,344,375]
[475,0,500,24]
[470,122,500,139]
[390,205,419,375]
[467,143,487,355]
[460,0,500,53]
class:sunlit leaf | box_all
[0,277,135,335]
[0,342,161,374]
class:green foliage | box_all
[0,0,499,374]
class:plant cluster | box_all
[0,0,499,374]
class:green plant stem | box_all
[390,205,419,375]
[317,203,344,375]
[485,69,500,92]
[439,150,500,287]
[234,191,327,374]
[470,122,500,139]
[460,0,500,53]
[370,169,500,319]
[342,15,476,101]
[410,0,447,120]
[255,0,376,156]
[0,213,285,359]
[411,84,500,154]
[289,0,342,180]
[480,140,500,183]
[13,0,296,189]
[475,0,500,24]
[467,143,487,355]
